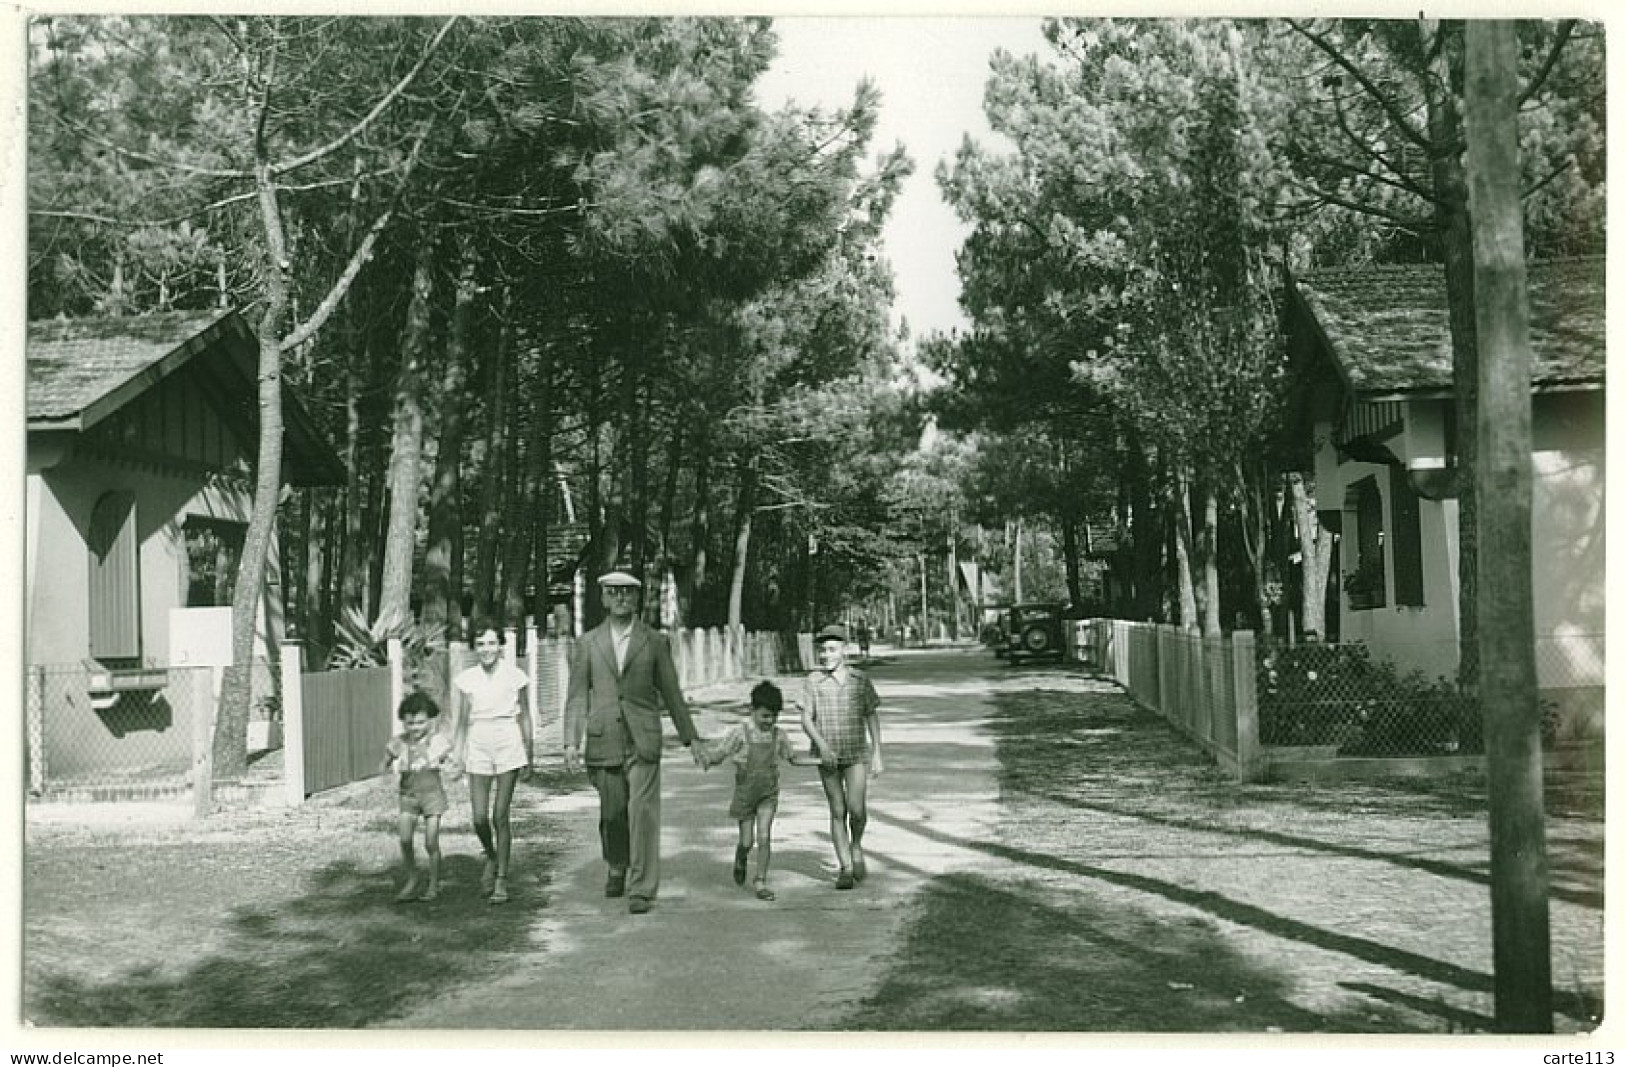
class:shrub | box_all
[1257,641,1481,756]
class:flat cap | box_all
[814,623,847,643]
[597,570,642,588]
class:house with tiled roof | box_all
[26,308,342,784]
[1284,256,1604,740]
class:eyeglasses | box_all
[603,587,639,597]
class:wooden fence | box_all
[297,664,392,797]
[280,626,810,804]
[1085,619,1262,781]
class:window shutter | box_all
[88,491,141,662]
[1391,468,1424,606]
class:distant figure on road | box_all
[563,570,704,915]
[451,620,533,905]
[799,624,884,890]
[696,680,820,901]
[855,620,872,660]
[382,691,454,903]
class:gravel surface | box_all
[24,647,1603,1034]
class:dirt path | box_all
[382,648,1003,1030]
[25,646,1600,1032]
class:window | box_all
[1346,476,1386,609]
[183,517,246,608]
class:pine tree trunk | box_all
[340,328,369,616]
[1288,471,1334,639]
[1129,434,1161,620]
[1200,484,1221,637]
[727,459,757,632]
[220,159,294,782]
[627,370,651,583]
[1172,468,1198,631]
[311,487,337,658]
[287,488,310,643]
[471,309,511,623]
[653,421,685,625]
[422,239,476,636]
[685,426,714,624]
[1423,19,1481,692]
[526,340,554,627]
[376,245,435,633]
[1059,513,1083,609]
[1464,20,1552,1032]
[499,365,534,629]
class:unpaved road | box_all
[384,647,1009,1030]
[380,644,1602,1033]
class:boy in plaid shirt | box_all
[799,624,884,890]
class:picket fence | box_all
[1082,619,1264,781]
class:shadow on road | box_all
[27,807,562,1028]
[840,870,1411,1032]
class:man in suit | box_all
[563,570,703,914]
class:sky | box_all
[753,17,1051,343]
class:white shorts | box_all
[464,718,528,776]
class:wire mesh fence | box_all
[26,663,217,799]
[1256,633,1603,757]
[28,627,815,803]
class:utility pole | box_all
[947,507,961,639]
[1465,19,1552,1033]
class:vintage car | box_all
[1000,602,1067,663]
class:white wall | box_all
[29,453,280,668]
[1529,395,1604,688]
[1322,392,1603,692]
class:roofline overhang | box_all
[29,309,347,486]
[1351,379,1605,404]
[73,309,239,433]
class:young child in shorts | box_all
[697,681,819,901]
[382,691,455,903]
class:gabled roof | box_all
[27,308,345,486]
[1291,256,1604,396]
[28,309,234,428]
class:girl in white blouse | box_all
[451,620,533,904]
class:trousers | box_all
[588,758,663,900]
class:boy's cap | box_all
[814,624,847,643]
[597,570,642,588]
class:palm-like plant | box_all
[326,605,448,697]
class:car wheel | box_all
[1022,624,1052,655]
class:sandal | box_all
[753,878,776,901]
[480,857,498,896]
[488,876,509,905]
[835,869,855,891]
[418,883,440,902]
[732,846,750,886]
[394,875,421,903]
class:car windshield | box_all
[1016,607,1055,620]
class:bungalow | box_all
[26,308,343,786]
[1283,257,1604,741]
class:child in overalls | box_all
[698,681,819,900]
[381,691,455,903]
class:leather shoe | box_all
[627,896,652,915]
[605,870,626,898]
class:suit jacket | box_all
[564,619,698,765]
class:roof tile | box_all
[1296,257,1604,394]
[27,310,232,421]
